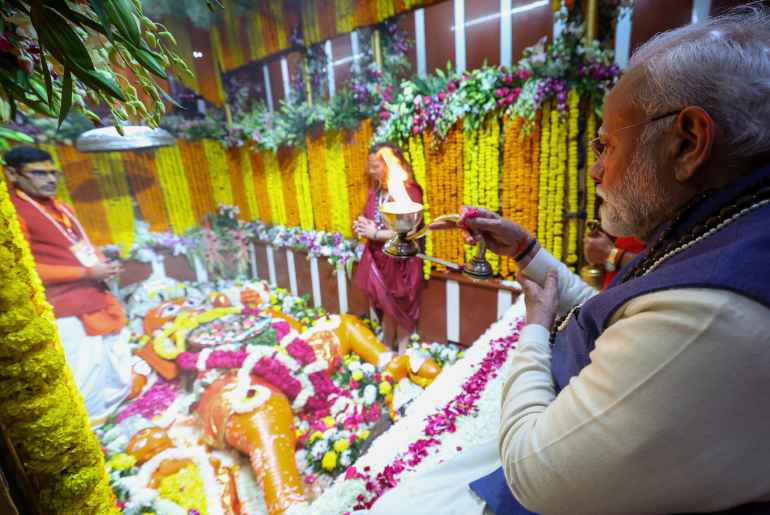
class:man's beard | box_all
[599,131,669,240]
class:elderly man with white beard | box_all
[361,6,770,515]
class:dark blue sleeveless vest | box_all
[470,164,770,514]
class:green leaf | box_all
[132,46,167,78]
[0,127,34,144]
[39,48,54,105]
[33,5,96,72]
[59,68,73,128]
[89,0,114,41]
[103,0,142,46]
[76,69,126,101]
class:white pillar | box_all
[266,245,277,286]
[325,40,335,98]
[280,57,291,100]
[262,64,274,112]
[446,279,460,343]
[193,255,209,283]
[336,264,348,314]
[500,0,512,67]
[286,249,298,296]
[614,6,633,69]
[249,242,259,278]
[415,8,427,77]
[691,0,711,24]
[453,0,466,73]
[310,256,322,308]
[351,30,360,73]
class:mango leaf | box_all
[33,5,95,72]
[103,0,141,46]
[59,68,73,127]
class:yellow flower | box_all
[356,430,370,441]
[321,450,338,471]
[309,431,324,442]
[333,439,349,453]
[351,370,364,381]
[322,416,335,428]
[378,381,392,396]
[107,453,136,472]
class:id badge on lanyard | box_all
[70,240,100,267]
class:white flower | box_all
[311,439,329,459]
[340,450,352,467]
[361,363,375,376]
[347,361,361,372]
[363,384,377,405]
[323,428,337,440]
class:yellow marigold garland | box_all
[585,104,598,221]
[343,120,372,235]
[263,150,287,226]
[0,176,118,514]
[462,126,479,265]
[335,0,354,33]
[157,464,208,513]
[324,131,352,237]
[480,115,500,275]
[240,147,260,221]
[122,151,171,232]
[202,140,234,207]
[179,141,217,225]
[155,145,198,234]
[501,116,523,278]
[566,89,580,268]
[407,134,432,279]
[306,132,331,231]
[39,144,75,208]
[250,152,273,225]
[90,152,135,256]
[293,147,315,230]
[550,108,566,261]
[537,102,552,252]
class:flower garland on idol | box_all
[0,176,117,513]
[343,321,524,511]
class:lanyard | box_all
[17,190,93,248]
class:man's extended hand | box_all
[519,269,559,328]
[86,261,122,281]
[429,207,533,257]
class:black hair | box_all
[3,146,52,169]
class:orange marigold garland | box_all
[278,146,301,227]
[154,146,197,234]
[90,152,135,256]
[178,140,216,225]
[122,150,171,232]
[306,131,331,231]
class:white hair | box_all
[628,4,770,159]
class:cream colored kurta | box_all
[501,249,770,514]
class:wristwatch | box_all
[605,247,621,272]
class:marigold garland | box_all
[239,147,260,221]
[263,150,288,226]
[122,150,171,232]
[278,146,301,227]
[225,146,252,220]
[155,145,198,234]
[90,152,136,256]
[293,147,315,230]
[324,131,353,237]
[39,144,74,208]
[0,175,118,514]
[202,139,235,207]
[178,140,217,225]
[56,145,113,246]
[537,102,552,253]
[250,151,273,225]
[407,134,431,279]
[565,89,580,268]
[501,116,523,278]
[343,120,373,237]
[306,131,332,232]
[585,105,598,221]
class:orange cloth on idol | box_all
[10,188,125,335]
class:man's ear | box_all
[672,106,715,183]
[3,166,19,183]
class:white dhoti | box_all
[55,316,131,425]
[359,437,500,515]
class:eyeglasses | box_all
[22,169,63,180]
[589,110,682,161]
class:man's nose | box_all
[589,159,603,184]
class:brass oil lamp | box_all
[579,219,605,289]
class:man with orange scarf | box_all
[4,146,136,425]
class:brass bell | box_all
[579,219,605,289]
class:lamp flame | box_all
[380,147,421,213]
